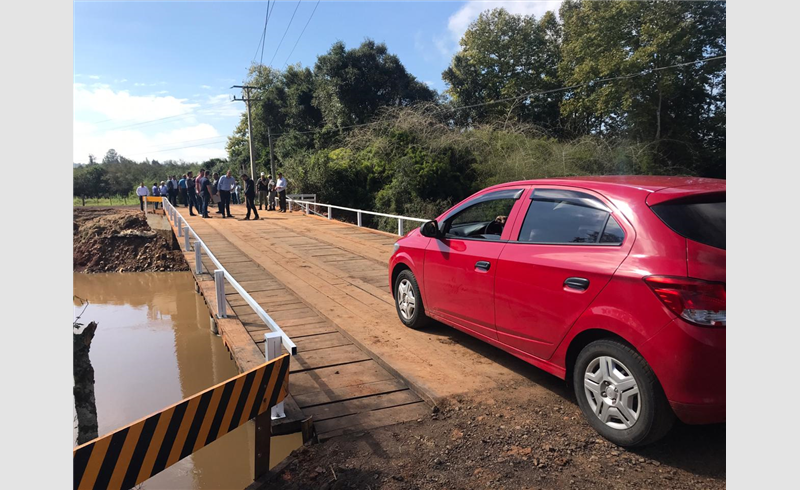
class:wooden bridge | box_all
[162,198,535,444]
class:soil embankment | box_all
[265,384,725,490]
[73,208,188,273]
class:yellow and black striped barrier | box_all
[73,354,290,490]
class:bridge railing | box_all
[287,198,428,236]
[160,197,297,360]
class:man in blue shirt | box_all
[151,182,160,210]
[178,174,187,206]
[217,170,236,218]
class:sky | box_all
[74,1,563,164]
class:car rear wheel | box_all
[394,270,430,330]
[573,339,674,447]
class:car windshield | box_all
[651,195,725,250]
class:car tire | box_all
[573,339,674,447]
[394,270,431,330]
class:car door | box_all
[494,187,634,359]
[423,188,527,340]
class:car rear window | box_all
[650,196,725,250]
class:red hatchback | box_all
[389,176,725,446]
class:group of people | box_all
[135,170,289,220]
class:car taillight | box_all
[644,276,726,327]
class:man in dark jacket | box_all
[242,174,259,220]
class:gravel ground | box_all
[265,381,724,490]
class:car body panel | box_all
[494,185,635,359]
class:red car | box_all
[389,176,725,446]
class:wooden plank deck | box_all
[169,210,427,441]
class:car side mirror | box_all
[420,220,439,238]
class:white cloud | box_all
[444,1,563,55]
[200,85,212,90]
[88,75,100,80]
[73,85,230,162]
[197,94,242,118]
[74,84,198,122]
[114,78,128,83]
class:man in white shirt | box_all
[136,183,149,212]
[275,172,288,213]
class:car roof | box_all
[484,176,725,202]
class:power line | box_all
[270,55,726,136]
[451,55,728,112]
[261,1,277,66]
[125,138,229,158]
[105,113,196,131]
[253,1,271,64]
[282,0,320,68]
[268,0,302,68]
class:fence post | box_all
[398,218,404,236]
[265,332,286,420]
[184,226,191,251]
[328,205,332,220]
[215,270,227,318]
[357,211,362,227]
[194,241,202,274]
[177,216,183,237]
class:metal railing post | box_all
[398,219,404,236]
[194,241,202,274]
[184,226,191,251]
[357,211,362,227]
[265,332,286,420]
[177,216,182,237]
[328,205,332,220]
[215,270,227,318]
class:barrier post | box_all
[265,332,286,420]
[194,241,202,274]
[398,218,404,236]
[357,211,362,227]
[177,216,183,237]
[184,226,191,251]
[215,270,227,318]
[328,205,332,220]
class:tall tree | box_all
[313,40,436,127]
[442,8,563,131]
[559,0,726,175]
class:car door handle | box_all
[475,261,491,271]
[564,277,590,291]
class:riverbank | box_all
[73,207,188,273]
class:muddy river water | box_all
[73,272,301,489]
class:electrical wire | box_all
[282,0,320,68]
[268,0,302,68]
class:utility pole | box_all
[267,127,276,181]
[231,85,260,180]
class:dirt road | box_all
[265,375,725,489]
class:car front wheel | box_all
[573,339,674,447]
[394,270,430,330]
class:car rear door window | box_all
[650,196,725,250]
[517,189,624,245]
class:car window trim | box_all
[440,188,525,235]
[514,188,626,246]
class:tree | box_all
[102,149,120,165]
[558,0,726,175]
[443,8,563,131]
[313,40,436,128]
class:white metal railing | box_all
[287,198,428,236]
[161,198,297,356]
[287,193,316,203]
